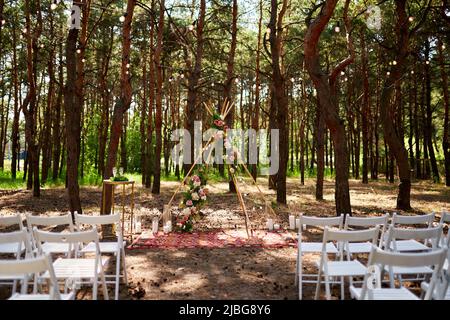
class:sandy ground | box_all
[0,177,448,300]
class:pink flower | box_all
[186,200,193,206]
[214,119,224,127]
[191,175,201,183]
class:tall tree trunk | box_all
[102,0,136,215]
[380,0,413,210]
[268,0,289,204]
[11,16,20,180]
[304,0,353,215]
[361,31,369,184]
[152,0,165,194]
[438,38,450,186]
[315,102,325,200]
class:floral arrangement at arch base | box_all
[176,168,209,232]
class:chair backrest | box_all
[344,214,389,246]
[385,225,443,251]
[299,214,344,232]
[26,213,75,232]
[391,212,435,228]
[33,228,100,257]
[0,214,24,230]
[438,211,450,247]
[74,212,120,229]
[0,228,33,257]
[359,246,448,300]
[323,226,380,259]
[439,210,450,225]
[0,254,61,299]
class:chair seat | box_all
[345,242,373,254]
[40,242,73,254]
[350,286,419,300]
[8,292,75,300]
[300,242,338,253]
[0,243,25,254]
[316,260,367,277]
[384,265,433,275]
[41,257,109,279]
[80,241,125,253]
[389,240,430,252]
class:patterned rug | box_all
[127,229,297,250]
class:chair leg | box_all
[99,266,109,300]
[340,276,344,300]
[93,276,98,300]
[121,247,128,284]
[298,268,303,300]
[314,270,322,300]
[115,250,121,300]
[325,275,331,300]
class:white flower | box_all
[182,208,191,216]
[220,115,225,120]
[224,141,231,149]
[191,193,200,201]
[201,196,207,201]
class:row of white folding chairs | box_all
[0,212,127,300]
[295,211,450,300]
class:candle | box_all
[266,219,274,231]
[295,218,301,230]
[289,215,295,230]
[135,216,142,233]
[274,223,280,230]
[163,225,170,234]
[166,221,172,232]
[152,217,159,234]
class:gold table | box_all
[101,180,135,240]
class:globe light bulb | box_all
[266,27,271,34]
[40,44,44,48]
[119,15,126,23]
[76,49,81,54]
[22,28,27,33]
[442,44,446,50]
[50,3,58,10]
[126,63,130,69]
[340,71,345,76]
[290,77,295,83]
[425,60,430,65]
[1,20,5,25]
[334,26,340,33]
[386,71,390,76]
[82,58,86,63]
[408,16,414,22]
[188,24,194,31]
[392,60,397,65]
[411,70,414,75]
[234,78,239,84]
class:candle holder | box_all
[289,215,295,230]
[152,217,159,234]
[266,219,274,231]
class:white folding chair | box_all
[0,229,33,293]
[26,213,76,255]
[344,213,389,254]
[385,212,436,251]
[384,225,443,287]
[0,254,75,300]
[33,228,109,300]
[350,246,447,300]
[74,213,127,300]
[0,215,26,256]
[315,227,380,300]
[295,214,344,299]
[438,210,450,247]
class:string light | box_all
[119,14,126,23]
[22,28,27,33]
[76,49,81,54]
[125,70,129,75]
[442,44,446,50]
[1,20,5,26]
[234,78,239,84]
[81,58,86,63]
[290,77,295,83]
[408,16,414,22]
[40,44,44,48]
[126,63,130,69]
[386,71,390,76]
[340,71,345,76]
[266,27,271,34]
[180,73,184,79]
[425,60,430,65]
[392,60,397,65]
[344,77,348,82]
[411,70,414,75]
[188,24,194,31]
[334,23,340,33]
